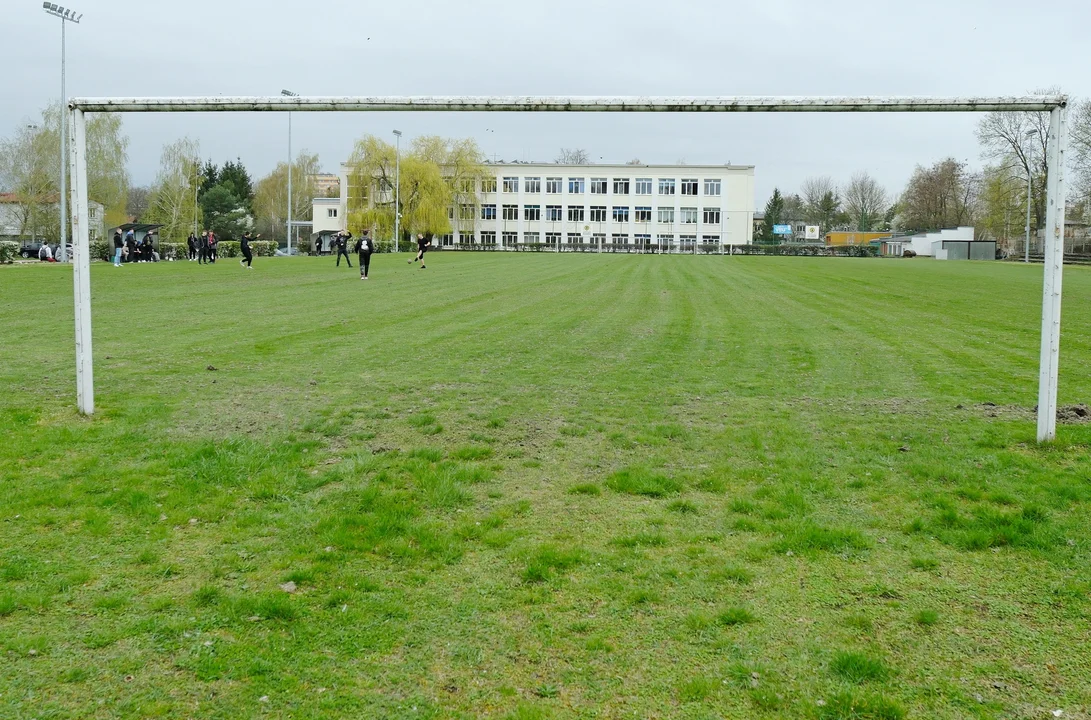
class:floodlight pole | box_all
[43,3,83,263]
[1024,129,1038,263]
[393,130,402,254]
[282,90,298,255]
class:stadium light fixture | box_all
[42,1,83,263]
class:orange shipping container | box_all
[825,231,892,247]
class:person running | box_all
[409,232,431,269]
[187,233,197,261]
[240,231,257,269]
[334,230,352,267]
[112,229,124,267]
[355,230,374,280]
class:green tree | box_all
[252,152,320,244]
[144,137,203,242]
[760,188,785,244]
[199,183,251,239]
[219,159,254,211]
[346,135,486,245]
[977,165,1026,250]
[0,103,130,241]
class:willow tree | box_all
[144,138,203,241]
[253,152,320,241]
[346,134,486,244]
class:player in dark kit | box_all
[240,231,257,269]
[409,233,431,269]
[334,231,353,267]
[355,230,374,280]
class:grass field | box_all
[1,253,1090,720]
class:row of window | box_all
[473,205,722,224]
[488,177,722,196]
[440,232,722,245]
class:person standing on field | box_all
[408,232,431,269]
[355,230,374,280]
[334,230,353,267]
[113,229,124,267]
[208,231,218,263]
[240,231,257,269]
[187,233,197,261]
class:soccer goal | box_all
[65,95,1071,441]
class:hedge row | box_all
[0,240,18,264]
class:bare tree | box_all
[800,176,836,211]
[843,172,888,231]
[975,86,1055,229]
[555,148,590,164]
[1071,98,1091,208]
[625,158,643,165]
[126,185,150,221]
[143,138,203,241]
[899,158,978,233]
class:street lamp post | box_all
[1024,129,1039,263]
[393,130,402,254]
[282,90,298,255]
[42,3,82,263]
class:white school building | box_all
[313,162,755,251]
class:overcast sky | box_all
[5,0,1089,204]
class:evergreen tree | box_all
[761,188,785,244]
[219,158,254,211]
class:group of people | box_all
[330,229,431,280]
[186,231,220,264]
[112,228,159,266]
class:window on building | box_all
[681,207,698,224]
[448,207,455,220]
[658,207,675,224]
[592,233,606,246]
[440,233,455,246]
[612,206,630,222]
[89,207,98,219]
[503,177,519,193]
[703,207,721,225]
[704,179,722,196]
[525,177,541,193]
[481,204,497,220]
[635,233,651,248]
[524,205,541,221]
[568,232,583,244]
[567,205,584,222]
[481,178,497,193]
[680,234,697,247]
[681,179,698,195]
[612,233,629,245]
[546,205,563,222]
[590,178,608,194]
[546,177,563,193]
[568,178,585,194]
[502,231,518,246]
[546,232,561,246]
[635,178,653,195]
[658,178,676,195]
[525,231,540,244]
[460,205,476,220]
[327,208,338,218]
[502,204,519,220]
[657,233,675,247]
[589,206,607,222]
[612,178,630,195]
[480,231,496,245]
[634,206,652,223]
[702,235,721,244]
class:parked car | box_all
[20,242,72,259]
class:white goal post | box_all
[66,95,1070,441]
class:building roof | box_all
[110,223,163,233]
